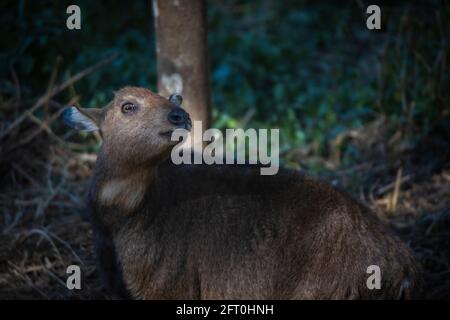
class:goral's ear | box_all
[169,94,183,107]
[63,106,105,132]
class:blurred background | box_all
[0,0,449,299]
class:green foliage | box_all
[208,1,449,169]
[1,0,448,171]
[0,0,157,106]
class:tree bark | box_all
[153,0,211,136]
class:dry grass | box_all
[0,58,112,299]
[0,141,104,298]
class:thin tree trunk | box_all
[153,0,211,139]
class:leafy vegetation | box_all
[1,1,448,172]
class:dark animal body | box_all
[64,87,421,299]
[90,160,420,299]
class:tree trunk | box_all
[153,0,211,145]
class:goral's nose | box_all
[167,107,191,129]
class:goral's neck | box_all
[92,148,157,213]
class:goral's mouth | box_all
[183,117,192,131]
[159,121,192,137]
[159,130,173,137]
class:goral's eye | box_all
[121,102,138,114]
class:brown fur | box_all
[72,87,422,299]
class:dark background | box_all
[0,0,449,299]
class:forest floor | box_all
[0,114,449,299]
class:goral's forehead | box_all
[114,87,163,105]
[115,87,159,99]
